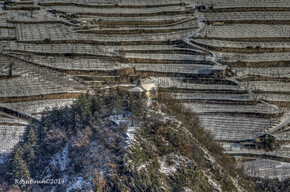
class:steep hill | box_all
[1,92,257,192]
[0,0,289,190]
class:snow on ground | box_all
[242,159,290,180]
[159,153,192,175]
[2,99,76,116]
[224,144,290,159]
[235,67,290,78]
[137,160,152,172]
[202,170,222,192]
[109,113,138,145]
[65,176,92,192]
[50,144,69,172]
[270,110,290,134]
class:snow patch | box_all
[159,153,192,175]
[109,113,139,145]
[65,176,92,192]
[50,144,69,172]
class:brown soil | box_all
[39,2,188,9]
[0,93,81,103]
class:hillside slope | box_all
[0,93,257,192]
[0,0,289,189]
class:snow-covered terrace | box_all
[194,39,290,49]
[0,56,85,97]
[13,54,130,71]
[199,24,290,38]
[38,0,186,6]
[183,103,279,114]
[224,144,290,160]
[15,23,76,41]
[198,114,277,141]
[217,52,290,62]
[243,159,290,180]
[48,5,188,14]
[0,28,16,39]
[6,10,66,23]
[259,94,290,103]
[0,116,28,125]
[172,92,251,101]
[144,77,245,91]
[78,15,192,22]
[191,0,290,8]
[240,81,290,93]
[0,15,14,28]
[235,67,290,77]
[76,30,193,41]
[0,125,27,154]
[275,131,290,141]
[204,11,290,21]
[2,99,75,116]
[123,53,208,61]
[131,63,213,74]
[0,76,83,97]
[4,42,110,56]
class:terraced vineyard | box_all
[0,0,289,181]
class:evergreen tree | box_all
[77,93,92,118]
[23,143,35,168]
[38,117,50,143]
[26,128,37,148]
[90,95,101,119]
[10,146,30,181]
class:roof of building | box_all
[128,83,158,93]
[141,83,158,91]
[129,86,145,93]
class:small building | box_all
[129,78,158,99]
[255,133,275,143]
[232,156,244,164]
[254,133,276,149]
[212,65,227,78]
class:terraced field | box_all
[190,0,290,180]
[0,0,289,181]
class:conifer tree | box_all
[10,146,30,181]
[23,143,35,169]
[77,93,92,118]
[90,95,101,119]
[26,128,37,148]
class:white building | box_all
[129,78,158,99]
